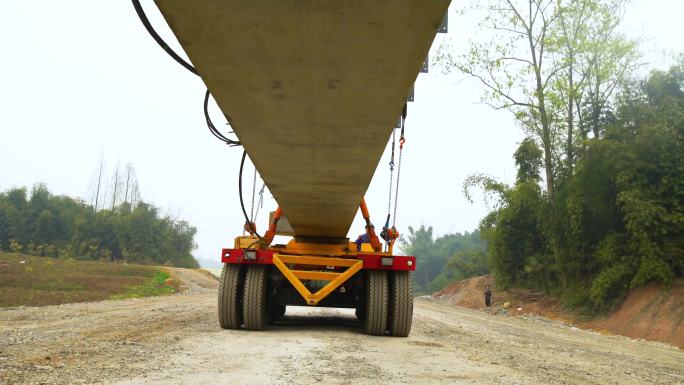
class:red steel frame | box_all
[221,248,416,271]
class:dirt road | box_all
[1,269,682,385]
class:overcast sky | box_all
[1,1,682,267]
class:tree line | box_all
[88,156,141,212]
[0,184,199,268]
[436,0,682,311]
[400,226,487,293]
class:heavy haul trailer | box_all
[146,0,451,336]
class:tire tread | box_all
[389,271,413,337]
[243,265,268,330]
[218,264,243,329]
[364,270,388,335]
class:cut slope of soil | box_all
[433,275,684,349]
[587,280,684,348]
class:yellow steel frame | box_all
[272,254,363,305]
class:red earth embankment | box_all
[433,275,684,349]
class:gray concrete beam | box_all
[155,0,450,239]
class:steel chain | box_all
[392,146,403,227]
[387,129,396,216]
[249,167,257,223]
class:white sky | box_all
[1,1,682,267]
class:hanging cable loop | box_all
[131,0,198,76]
[132,1,242,147]
[204,90,241,146]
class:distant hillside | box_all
[434,275,684,349]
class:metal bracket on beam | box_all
[420,56,429,73]
[406,84,414,102]
[438,12,448,33]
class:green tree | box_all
[467,62,684,310]
[548,0,638,173]
[0,184,199,268]
[438,0,564,201]
[33,209,55,244]
[442,0,644,303]
[400,226,486,293]
[0,208,10,250]
[467,138,548,290]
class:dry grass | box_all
[0,252,176,307]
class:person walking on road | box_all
[484,284,492,308]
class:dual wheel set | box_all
[360,270,413,336]
[218,264,413,336]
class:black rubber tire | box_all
[364,270,388,336]
[218,264,244,329]
[243,265,269,330]
[389,271,413,337]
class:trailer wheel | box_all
[218,264,244,329]
[389,271,413,337]
[364,270,388,336]
[243,265,269,330]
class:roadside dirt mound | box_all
[164,267,219,294]
[433,275,684,349]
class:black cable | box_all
[131,1,242,148]
[133,0,251,237]
[239,151,263,239]
[204,90,241,146]
[132,0,199,76]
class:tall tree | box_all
[111,163,120,210]
[580,1,639,140]
[438,0,562,201]
[123,163,134,207]
[551,0,591,174]
[548,0,638,174]
[94,154,105,212]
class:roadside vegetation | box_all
[0,184,198,268]
[468,63,684,313]
[428,0,683,313]
[0,252,178,307]
[400,227,487,294]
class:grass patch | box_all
[0,252,178,307]
[110,270,176,300]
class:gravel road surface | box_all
[1,269,682,385]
